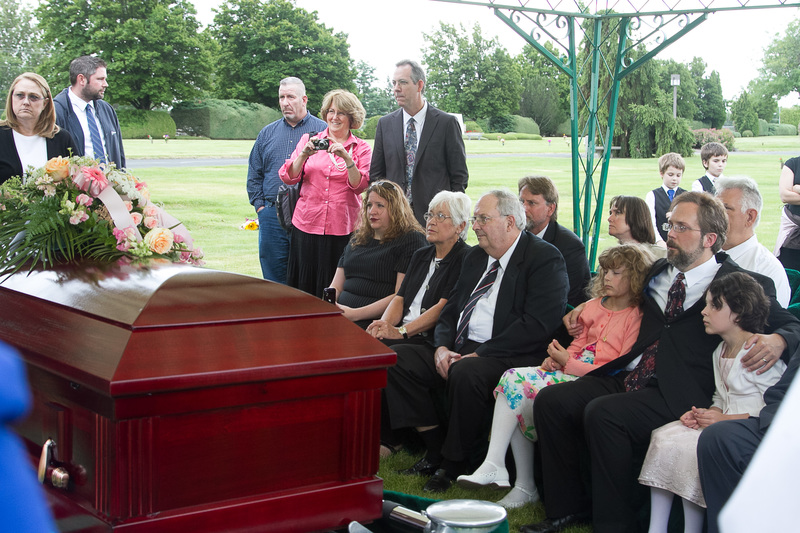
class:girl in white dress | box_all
[639,271,787,533]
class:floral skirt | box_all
[639,420,706,507]
[493,344,595,441]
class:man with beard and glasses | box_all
[522,191,800,533]
[518,175,590,307]
[54,55,125,169]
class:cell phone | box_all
[322,287,336,304]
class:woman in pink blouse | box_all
[279,89,371,297]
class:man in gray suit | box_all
[370,60,468,225]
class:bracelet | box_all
[346,162,356,169]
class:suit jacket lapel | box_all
[492,233,527,336]
[391,111,405,166]
[414,106,439,166]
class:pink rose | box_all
[69,212,88,225]
[143,204,159,218]
[75,194,93,207]
[74,166,109,196]
[144,216,158,229]
[131,212,143,225]
[173,233,185,244]
[180,251,192,262]
[144,228,174,254]
[124,201,133,212]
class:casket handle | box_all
[37,438,70,489]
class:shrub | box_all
[171,99,281,139]
[692,128,735,151]
[117,107,176,139]
[781,106,800,128]
[512,115,540,135]
[464,120,483,133]
[475,118,490,132]
[758,118,771,136]
[772,123,798,136]
[742,130,754,137]
[488,115,515,133]
[734,131,742,138]
[362,116,381,139]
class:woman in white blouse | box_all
[0,73,76,184]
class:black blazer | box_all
[542,221,591,307]
[759,345,800,430]
[53,88,126,169]
[396,240,469,340]
[0,126,77,184]
[434,231,568,360]
[370,105,469,224]
[591,254,800,417]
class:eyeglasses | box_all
[424,212,452,223]
[662,223,701,233]
[470,214,501,226]
[14,92,46,103]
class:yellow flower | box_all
[143,227,174,255]
[44,157,70,182]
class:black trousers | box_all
[385,341,540,464]
[697,417,764,533]
[534,375,676,533]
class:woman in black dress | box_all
[328,180,426,329]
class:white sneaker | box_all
[456,467,511,490]
[497,486,540,509]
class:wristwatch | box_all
[398,326,409,339]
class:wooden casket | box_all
[0,262,396,532]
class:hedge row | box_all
[116,107,176,139]
[692,128,735,151]
[171,99,281,139]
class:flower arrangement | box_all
[240,218,258,230]
[0,155,203,275]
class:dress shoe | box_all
[456,467,510,490]
[497,485,539,509]
[423,468,455,493]
[519,512,591,533]
[397,458,439,477]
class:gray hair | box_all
[69,55,106,86]
[481,189,526,231]
[715,176,762,228]
[428,191,471,240]
[279,77,306,96]
[396,59,426,88]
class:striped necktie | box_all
[453,260,500,351]
[85,103,106,164]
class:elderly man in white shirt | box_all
[715,176,791,307]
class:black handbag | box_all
[276,178,301,232]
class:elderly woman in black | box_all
[367,190,470,345]
[0,73,76,184]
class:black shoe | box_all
[519,512,591,533]
[397,458,440,477]
[423,468,455,493]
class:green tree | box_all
[759,17,800,98]
[36,0,211,110]
[210,0,355,110]
[659,59,698,120]
[354,60,395,118]
[731,91,759,134]
[422,22,521,119]
[516,43,570,136]
[629,91,695,157]
[0,0,47,91]
[748,79,778,121]
[696,70,726,129]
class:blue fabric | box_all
[247,113,326,281]
[0,341,57,532]
[258,204,290,283]
[84,103,106,164]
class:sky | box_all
[187,1,797,105]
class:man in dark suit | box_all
[698,345,800,533]
[518,175,590,307]
[370,60,468,225]
[53,55,126,169]
[385,189,568,492]
[524,192,800,533]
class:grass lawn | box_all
[125,137,798,532]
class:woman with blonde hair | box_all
[280,89,372,297]
[0,73,76,184]
[328,180,426,329]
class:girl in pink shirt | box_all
[457,244,655,508]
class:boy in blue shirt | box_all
[645,152,686,245]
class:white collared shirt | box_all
[67,88,107,160]
[535,223,548,239]
[692,172,723,192]
[725,234,791,307]
[459,231,523,344]
[402,101,427,150]
[625,254,722,370]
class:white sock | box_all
[682,498,705,533]
[648,487,674,533]
[471,396,518,476]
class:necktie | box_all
[85,103,106,164]
[453,260,500,351]
[404,118,417,202]
[667,189,675,202]
[624,272,685,391]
